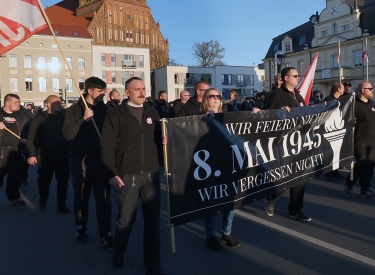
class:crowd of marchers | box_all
[0,69,374,275]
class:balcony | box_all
[314,67,360,83]
[236,80,247,87]
[184,78,196,85]
[122,61,136,69]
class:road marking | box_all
[236,210,375,267]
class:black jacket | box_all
[354,96,375,143]
[323,94,338,102]
[26,111,69,157]
[172,99,184,117]
[63,97,108,159]
[100,102,160,178]
[0,108,32,146]
[177,96,201,116]
[266,86,305,109]
[106,100,120,108]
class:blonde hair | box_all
[200,88,223,113]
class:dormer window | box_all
[333,24,337,34]
[343,25,349,32]
[322,30,328,37]
[299,35,306,45]
[273,42,280,52]
[284,41,291,52]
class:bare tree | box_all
[192,40,225,67]
[169,58,183,66]
[150,46,169,70]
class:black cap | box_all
[343,81,351,87]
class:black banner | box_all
[166,95,354,226]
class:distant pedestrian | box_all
[106,89,121,108]
[172,90,190,116]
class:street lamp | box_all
[274,50,285,75]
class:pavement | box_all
[1,166,375,275]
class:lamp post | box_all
[274,50,286,76]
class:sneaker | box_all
[264,198,274,217]
[205,236,224,251]
[76,226,88,243]
[112,253,123,268]
[288,211,312,222]
[344,184,353,198]
[100,232,114,250]
[38,200,46,210]
[10,199,25,206]
[146,266,168,275]
[221,233,241,248]
[360,189,375,199]
[324,173,337,181]
[57,203,71,214]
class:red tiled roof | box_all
[44,1,92,27]
[37,24,92,39]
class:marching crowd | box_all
[1,69,374,274]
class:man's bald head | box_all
[46,95,62,114]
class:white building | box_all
[153,65,265,101]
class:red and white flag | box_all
[336,40,341,64]
[0,0,47,55]
[297,52,319,106]
[362,38,368,64]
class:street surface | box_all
[1,166,375,275]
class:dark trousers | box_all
[266,183,305,214]
[114,169,161,269]
[0,146,22,201]
[70,158,112,236]
[346,142,375,192]
[37,151,69,204]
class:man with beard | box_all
[63,77,113,249]
[106,89,121,108]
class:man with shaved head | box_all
[27,95,71,213]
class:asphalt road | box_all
[1,166,375,275]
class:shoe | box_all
[112,253,123,268]
[288,211,312,222]
[57,203,71,214]
[22,180,28,186]
[100,232,114,250]
[38,200,46,210]
[344,184,353,198]
[360,188,375,199]
[264,198,274,217]
[324,173,337,181]
[221,233,241,248]
[76,226,88,243]
[146,266,168,275]
[205,236,224,251]
[10,199,25,206]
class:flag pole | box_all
[35,0,101,138]
[338,41,342,82]
[366,38,369,81]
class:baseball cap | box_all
[343,81,351,87]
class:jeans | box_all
[114,169,161,269]
[70,158,112,236]
[205,210,235,238]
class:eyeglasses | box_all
[286,75,299,78]
[363,88,374,91]
[183,95,191,97]
[207,94,222,100]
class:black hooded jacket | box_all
[177,95,201,116]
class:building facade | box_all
[153,65,265,102]
[263,0,374,96]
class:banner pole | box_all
[350,92,355,181]
[4,128,21,140]
[161,118,175,253]
[35,0,101,138]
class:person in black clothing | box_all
[153,90,173,118]
[20,104,34,186]
[344,81,375,198]
[106,89,121,108]
[63,76,113,249]
[27,95,70,213]
[224,89,241,112]
[0,94,32,205]
[264,67,311,221]
[101,77,167,275]
[172,90,190,116]
[178,81,209,116]
[342,81,352,96]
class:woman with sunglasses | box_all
[200,88,241,251]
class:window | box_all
[102,70,106,81]
[66,79,73,92]
[53,78,60,92]
[285,62,291,67]
[127,14,131,20]
[201,74,211,84]
[333,24,337,34]
[78,58,85,70]
[174,73,178,84]
[139,55,144,67]
[354,50,362,67]
[222,74,232,85]
[24,55,32,68]
[10,78,18,92]
[9,54,17,67]
[250,75,254,86]
[123,55,134,67]
[126,30,133,43]
[49,57,60,71]
[343,25,349,32]
[25,78,33,92]
[284,41,291,52]
[111,54,115,66]
[273,43,280,52]
[322,30,328,37]
[112,71,116,83]
[175,88,179,99]
[39,77,47,92]
[332,55,339,68]
[37,56,46,69]
[140,71,144,80]
[101,53,105,66]
[65,57,72,69]
[238,74,244,83]
[298,60,305,75]
[123,71,134,83]
[79,79,85,91]
[299,35,306,45]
